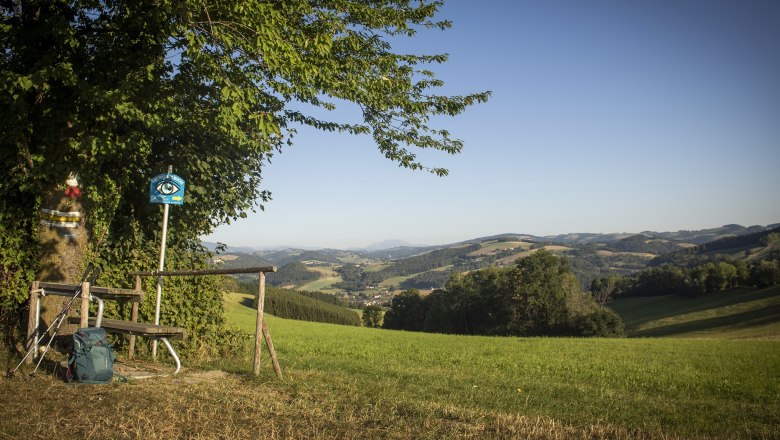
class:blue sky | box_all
[205,0,780,249]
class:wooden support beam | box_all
[262,320,282,379]
[25,281,39,364]
[79,281,90,328]
[129,275,141,359]
[130,266,276,277]
[254,272,266,376]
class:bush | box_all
[572,307,625,337]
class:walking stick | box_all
[10,264,100,375]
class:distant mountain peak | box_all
[363,239,412,251]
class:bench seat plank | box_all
[68,317,185,339]
[39,282,144,302]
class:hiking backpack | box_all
[67,327,116,384]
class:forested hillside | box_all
[224,278,358,326]
[212,224,780,305]
[650,226,780,267]
[266,262,321,287]
[383,250,623,337]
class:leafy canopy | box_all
[1,0,490,241]
[0,1,489,320]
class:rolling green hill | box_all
[609,285,780,339]
[223,287,359,326]
[649,226,780,267]
[211,224,780,303]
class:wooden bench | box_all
[27,281,186,374]
[71,318,185,339]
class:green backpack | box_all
[67,327,116,384]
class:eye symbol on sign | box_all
[156,181,180,195]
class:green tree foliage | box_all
[264,287,360,326]
[383,251,624,337]
[444,266,514,335]
[589,275,619,306]
[750,260,780,288]
[509,250,582,335]
[333,263,365,291]
[0,1,488,332]
[87,229,227,355]
[361,304,383,328]
[266,262,320,287]
[400,268,454,290]
[603,257,780,298]
[382,289,428,331]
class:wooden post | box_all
[80,281,90,328]
[25,281,39,364]
[253,272,266,376]
[262,321,283,379]
[129,275,140,359]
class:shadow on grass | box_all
[612,286,780,331]
[632,303,780,337]
[240,297,256,309]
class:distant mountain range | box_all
[207,223,780,296]
[203,223,780,260]
[205,223,780,262]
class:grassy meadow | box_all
[215,291,780,438]
[611,285,780,339]
[2,290,779,439]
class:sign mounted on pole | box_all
[149,166,184,358]
[149,173,185,205]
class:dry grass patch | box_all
[1,370,706,440]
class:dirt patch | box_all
[177,369,231,383]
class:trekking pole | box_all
[10,264,100,375]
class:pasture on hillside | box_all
[3,290,778,439]
[611,285,780,339]
[215,291,780,438]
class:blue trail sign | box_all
[150,173,185,205]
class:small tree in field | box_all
[362,305,383,328]
[590,275,618,306]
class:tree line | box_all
[265,287,360,326]
[382,250,624,337]
[266,262,321,287]
[224,278,359,326]
[591,257,780,300]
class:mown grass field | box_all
[3,290,779,439]
[214,291,780,438]
[296,273,342,292]
[610,285,780,339]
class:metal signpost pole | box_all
[152,206,169,358]
[152,165,172,359]
[148,165,185,360]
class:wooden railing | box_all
[128,266,280,377]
